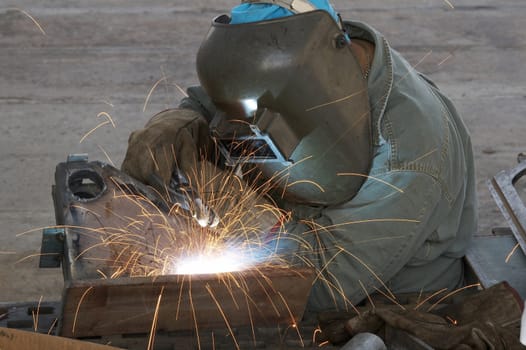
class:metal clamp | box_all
[39,227,65,268]
[487,154,526,254]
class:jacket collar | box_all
[344,20,394,146]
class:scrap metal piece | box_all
[465,234,526,297]
[487,156,526,254]
[0,301,61,334]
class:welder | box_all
[121,0,477,313]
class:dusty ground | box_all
[0,0,525,305]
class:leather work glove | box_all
[121,108,212,187]
[122,108,287,254]
[317,282,524,349]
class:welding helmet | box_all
[230,0,340,24]
[196,10,372,206]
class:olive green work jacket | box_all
[277,20,478,311]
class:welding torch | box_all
[149,169,220,228]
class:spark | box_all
[312,327,322,344]
[147,286,164,350]
[359,280,375,308]
[337,172,404,193]
[312,246,345,285]
[337,245,396,300]
[443,0,455,9]
[244,291,257,347]
[389,50,434,89]
[100,99,114,107]
[372,286,405,311]
[16,252,60,264]
[72,286,94,335]
[427,283,481,312]
[445,315,458,325]
[414,50,433,70]
[414,288,447,310]
[97,144,115,167]
[189,280,201,350]
[7,8,46,35]
[505,243,520,263]
[206,284,240,350]
[147,145,161,173]
[32,296,43,332]
[97,111,116,128]
[96,269,108,279]
[143,77,167,113]
[79,112,115,143]
[302,218,420,235]
[278,292,304,347]
[79,120,110,143]
[438,53,453,66]
[305,88,367,112]
[287,179,325,193]
[47,318,58,335]
[172,81,189,98]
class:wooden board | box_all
[60,267,315,338]
[0,327,120,350]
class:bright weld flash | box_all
[174,250,253,275]
[241,98,258,116]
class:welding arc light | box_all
[241,98,258,117]
[174,250,253,275]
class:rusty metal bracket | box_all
[487,153,526,254]
[48,154,167,281]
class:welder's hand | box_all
[317,282,524,349]
[121,108,212,187]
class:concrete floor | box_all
[0,0,525,304]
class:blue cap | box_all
[230,1,339,24]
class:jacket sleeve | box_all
[277,169,446,310]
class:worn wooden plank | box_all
[59,267,315,338]
[0,327,121,350]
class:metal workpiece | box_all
[487,153,526,255]
[50,155,173,281]
[43,155,315,340]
